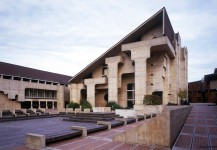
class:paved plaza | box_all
[1,105,217,150]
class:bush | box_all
[143,95,162,105]
[167,102,178,106]
[67,102,80,110]
[81,100,92,111]
[106,101,123,110]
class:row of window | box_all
[25,88,57,99]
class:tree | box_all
[177,89,187,105]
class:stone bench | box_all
[84,108,90,113]
[115,118,127,126]
[128,116,138,123]
[71,126,87,137]
[66,108,74,114]
[75,108,82,114]
[25,133,46,149]
[97,121,112,130]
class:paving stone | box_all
[173,134,192,149]
[181,125,194,134]
[192,135,209,150]
[185,119,195,126]
[210,136,217,148]
[208,126,217,135]
[196,119,206,126]
[195,126,207,135]
[207,119,217,126]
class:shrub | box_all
[81,100,92,111]
[106,101,123,110]
[67,102,80,110]
[143,95,162,105]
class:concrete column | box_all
[38,101,41,109]
[69,84,84,104]
[122,44,150,110]
[134,58,148,109]
[30,101,33,109]
[57,85,65,109]
[84,78,107,107]
[52,101,54,109]
[106,56,123,103]
[46,101,48,109]
[86,84,95,107]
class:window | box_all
[25,88,57,99]
[102,63,108,77]
[127,83,135,100]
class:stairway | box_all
[2,110,15,117]
[15,110,27,116]
[63,112,121,123]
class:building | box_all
[68,7,188,110]
[188,68,217,103]
[0,61,71,110]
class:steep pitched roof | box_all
[69,7,174,83]
[0,61,72,84]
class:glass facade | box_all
[25,88,57,99]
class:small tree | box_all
[80,100,92,111]
[177,89,187,105]
[143,95,162,105]
[67,102,80,110]
[106,101,123,110]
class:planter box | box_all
[115,109,137,118]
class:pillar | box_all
[105,56,123,103]
[46,101,48,109]
[38,101,41,109]
[30,101,33,109]
[84,78,107,107]
[122,45,150,111]
[57,85,65,109]
[69,84,84,104]
[86,84,95,107]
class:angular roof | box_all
[69,7,175,83]
[0,61,72,84]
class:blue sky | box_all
[0,0,217,82]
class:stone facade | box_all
[68,8,188,110]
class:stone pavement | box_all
[173,105,217,150]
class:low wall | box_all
[115,109,137,118]
[93,107,111,112]
[113,106,192,148]
[143,105,164,114]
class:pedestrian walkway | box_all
[173,105,217,150]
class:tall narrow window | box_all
[127,83,135,108]
[102,63,108,77]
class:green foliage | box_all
[67,102,80,110]
[143,95,162,105]
[106,101,123,110]
[177,89,187,100]
[81,100,92,111]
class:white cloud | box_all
[0,0,217,82]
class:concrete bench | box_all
[97,121,112,130]
[115,118,127,126]
[75,108,82,114]
[128,116,138,123]
[84,108,90,113]
[71,126,87,137]
[66,108,74,114]
[25,133,46,149]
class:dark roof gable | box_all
[0,61,72,84]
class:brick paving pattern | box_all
[173,105,217,150]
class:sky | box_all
[0,0,217,82]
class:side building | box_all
[188,68,217,103]
[68,8,188,110]
[0,62,72,110]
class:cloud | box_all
[0,0,217,83]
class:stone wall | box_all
[0,91,21,110]
[113,106,192,148]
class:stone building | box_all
[68,8,188,110]
[0,61,71,110]
[188,68,217,103]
